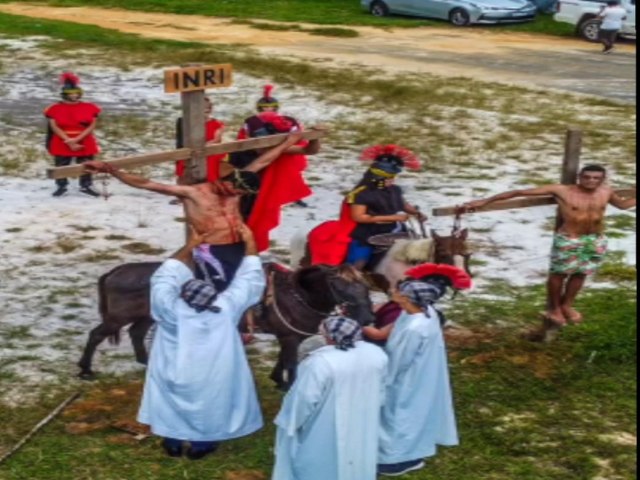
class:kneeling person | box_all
[137,223,266,459]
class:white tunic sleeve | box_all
[275,356,332,436]
[215,255,266,324]
[150,259,194,325]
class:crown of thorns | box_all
[360,145,421,171]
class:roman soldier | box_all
[44,72,101,197]
[308,145,424,269]
[234,86,322,252]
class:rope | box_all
[271,285,320,337]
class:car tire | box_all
[449,8,471,26]
[370,0,390,17]
[579,18,602,42]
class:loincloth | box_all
[193,242,245,291]
[549,233,608,276]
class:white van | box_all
[554,0,636,41]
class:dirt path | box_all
[0,3,636,102]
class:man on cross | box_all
[464,164,636,326]
[84,132,304,291]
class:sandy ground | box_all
[0,3,636,103]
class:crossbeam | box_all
[46,130,327,180]
[432,189,635,216]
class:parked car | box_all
[554,0,636,42]
[361,0,538,26]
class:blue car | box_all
[362,0,538,25]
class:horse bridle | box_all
[269,270,353,337]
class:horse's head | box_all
[432,229,472,275]
[329,265,376,325]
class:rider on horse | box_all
[308,144,425,270]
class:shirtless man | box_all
[464,164,636,326]
[84,131,305,291]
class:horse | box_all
[77,261,374,385]
[290,225,472,292]
[258,262,374,390]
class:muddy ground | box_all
[0,3,636,103]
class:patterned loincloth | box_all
[549,233,608,276]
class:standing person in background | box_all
[597,0,627,54]
[272,315,388,480]
[238,85,312,208]
[174,95,226,186]
[45,72,101,198]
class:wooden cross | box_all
[432,129,634,217]
[47,63,326,186]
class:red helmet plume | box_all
[405,263,472,290]
[360,144,421,171]
[60,72,80,88]
[257,84,279,111]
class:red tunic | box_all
[175,119,226,182]
[237,122,312,253]
[44,102,101,157]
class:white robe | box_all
[137,256,266,442]
[379,308,459,464]
[272,341,388,480]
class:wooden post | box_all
[180,89,207,184]
[561,128,582,185]
[545,128,582,330]
[556,128,582,230]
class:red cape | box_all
[237,128,311,252]
[308,202,356,266]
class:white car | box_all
[554,0,636,42]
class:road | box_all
[0,3,636,103]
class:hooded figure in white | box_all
[272,315,388,480]
[363,263,471,476]
[137,225,266,452]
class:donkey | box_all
[259,263,374,390]
[77,261,374,384]
[78,262,160,379]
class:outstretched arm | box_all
[170,224,205,269]
[84,161,193,198]
[464,185,563,211]
[609,187,636,210]
[244,131,305,173]
[283,125,328,156]
[363,323,395,341]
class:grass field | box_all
[0,287,635,480]
[0,0,577,37]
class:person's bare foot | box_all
[561,306,583,324]
[544,309,567,327]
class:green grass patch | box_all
[0,285,636,479]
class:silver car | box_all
[362,0,538,25]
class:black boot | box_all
[80,186,100,197]
[52,186,68,197]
